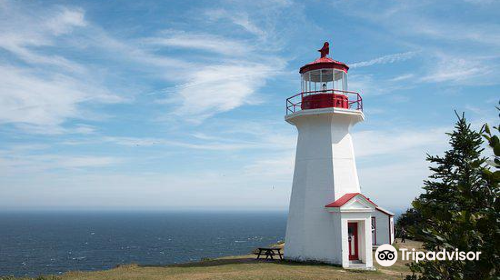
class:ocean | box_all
[0,211,287,277]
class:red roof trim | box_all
[299,57,349,74]
[325,193,378,208]
[325,193,358,207]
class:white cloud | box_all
[0,65,124,134]
[93,14,285,122]
[45,7,87,35]
[205,9,267,38]
[0,170,291,211]
[348,73,412,96]
[243,153,294,181]
[0,0,291,134]
[359,158,430,210]
[352,126,452,209]
[330,0,500,88]
[102,136,261,151]
[354,127,448,158]
[0,3,128,134]
[389,73,414,82]
[350,51,417,68]
[87,120,296,151]
[145,31,287,120]
[0,151,122,174]
[0,5,86,70]
[136,3,295,123]
[144,32,250,56]
[170,62,282,120]
[412,21,500,47]
[420,53,495,85]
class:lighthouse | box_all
[284,42,394,269]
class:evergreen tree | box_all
[478,112,500,279]
[406,112,499,280]
[396,206,423,240]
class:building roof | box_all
[324,193,378,208]
[299,56,349,74]
[376,206,395,216]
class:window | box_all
[301,69,348,93]
[371,216,376,245]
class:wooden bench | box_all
[256,247,283,260]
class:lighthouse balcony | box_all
[286,89,363,115]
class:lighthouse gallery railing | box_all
[286,89,363,115]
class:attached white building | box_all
[372,207,395,246]
[284,42,394,269]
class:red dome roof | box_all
[299,56,349,74]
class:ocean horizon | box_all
[0,211,287,277]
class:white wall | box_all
[284,108,364,264]
[372,210,393,245]
[340,212,373,268]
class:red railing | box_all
[286,89,363,115]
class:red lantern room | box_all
[286,42,363,115]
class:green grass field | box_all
[2,239,421,280]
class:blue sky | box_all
[0,0,498,212]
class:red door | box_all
[348,222,359,260]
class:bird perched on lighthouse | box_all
[318,42,329,58]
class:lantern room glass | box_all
[301,69,347,93]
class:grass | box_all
[2,239,422,280]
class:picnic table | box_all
[256,247,283,260]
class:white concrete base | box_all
[346,261,377,271]
[284,108,375,270]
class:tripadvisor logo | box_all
[375,244,482,267]
[375,244,398,267]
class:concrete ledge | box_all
[285,107,364,123]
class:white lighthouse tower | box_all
[284,42,393,269]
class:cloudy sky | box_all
[0,0,498,212]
